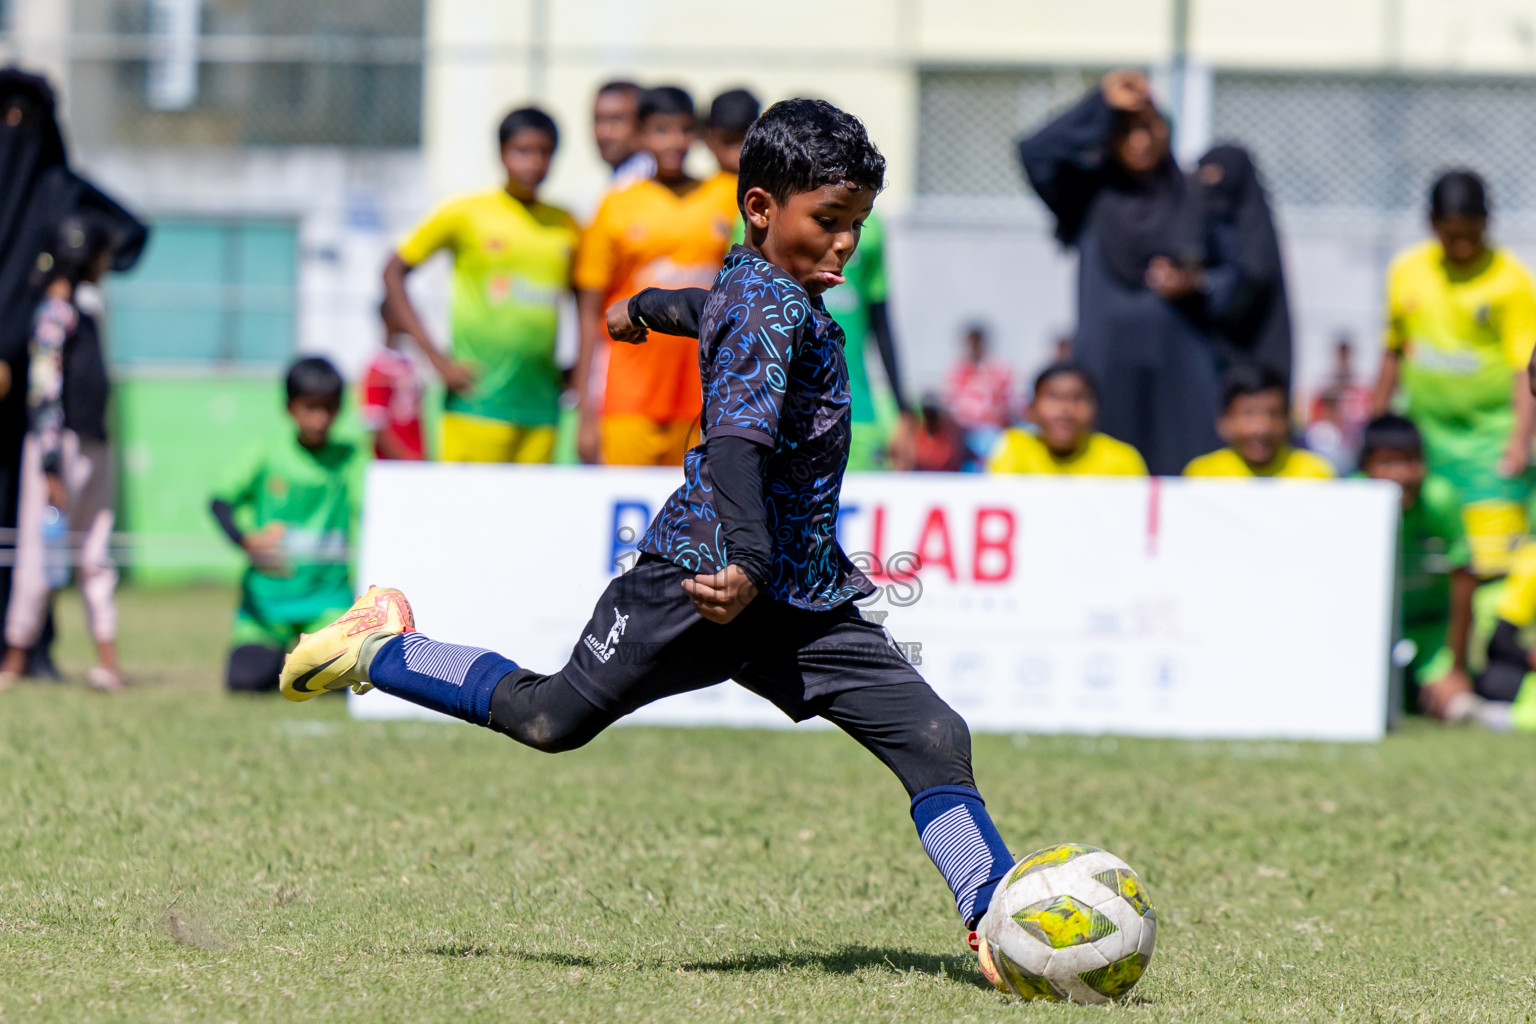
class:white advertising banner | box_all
[350,463,1399,741]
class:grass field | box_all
[4,588,1536,1023]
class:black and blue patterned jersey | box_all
[639,245,875,610]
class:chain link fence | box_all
[917,65,1536,218]
[56,0,425,149]
[1212,71,1536,215]
[916,67,1102,200]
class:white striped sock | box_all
[399,633,493,687]
[920,804,992,923]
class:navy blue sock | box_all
[368,633,518,727]
[911,785,1014,929]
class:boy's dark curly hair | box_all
[737,98,885,212]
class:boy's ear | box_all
[742,186,773,232]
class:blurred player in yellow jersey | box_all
[383,108,578,463]
[1185,366,1334,479]
[988,363,1146,476]
[1373,170,1536,576]
[573,85,739,466]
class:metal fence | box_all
[29,0,425,148]
[917,66,1536,217]
[1213,72,1536,213]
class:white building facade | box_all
[8,0,1536,397]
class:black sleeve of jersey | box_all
[867,300,909,412]
[209,499,244,548]
[1488,618,1529,668]
[707,433,772,587]
[628,287,710,340]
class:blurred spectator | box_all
[1307,333,1371,455]
[1051,333,1074,363]
[360,301,425,461]
[1373,169,1536,578]
[1198,145,1293,386]
[703,88,759,175]
[210,358,363,694]
[1325,333,1369,396]
[944,324,1012,463]
[1018,68,1235,475]
[1303,388,1354,475]
[384,107,578,464]
[1356,416,1473,720]
[0,214,130,692]
[594,80,654,189]
[574,86,736,466]
[0,70,69,679]
[988,363,1146,476]
[910,394,968,472]
[1184,365,1334,478]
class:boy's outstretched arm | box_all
[607,287,710,343]
[680,434,770,624]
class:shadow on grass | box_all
[681,946,991,989]
[428,944,991,990]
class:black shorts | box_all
[559,555,924,722]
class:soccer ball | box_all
[980,843,1156,1004]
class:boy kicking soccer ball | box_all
[279,99,1015,981]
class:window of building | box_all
[64,0,425,149]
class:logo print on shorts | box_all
[584,606,629,663]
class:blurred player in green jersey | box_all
[820,210,910,469]
[1357,416,1474,718]
[209,358,364,693]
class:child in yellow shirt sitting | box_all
[987,363,1147,476]
[1184,366,1334,479]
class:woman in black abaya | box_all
[1198,144,1293,388]
[1017,69,1235,475]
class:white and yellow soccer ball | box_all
[980,843,1156,1004]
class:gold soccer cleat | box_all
[970,925,1004,991]
[278,585,415,701]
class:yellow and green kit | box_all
[398,189,579,431]
[1386,240,1536,574]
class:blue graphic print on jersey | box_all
[640,245,874,610]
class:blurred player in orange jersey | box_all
[572,85,738,465]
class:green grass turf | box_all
[4,587,1536,1022]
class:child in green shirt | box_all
[1359,415,1475,717]
[210,357,364,692]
